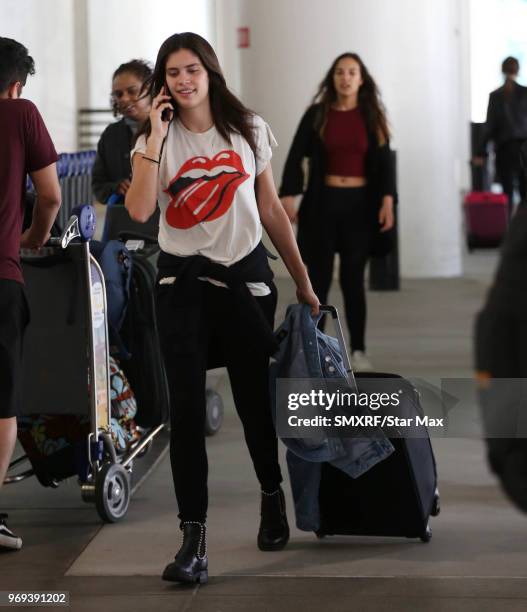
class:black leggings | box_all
[305,186,372,352]
[155,280,282,523]
[496,140,527,215]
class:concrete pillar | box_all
[1,0,217,149]
[86,0,217,109]
[0,0,78,151]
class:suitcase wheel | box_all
[315,530,326,539]
[204,389,224,437]
[431,488,441,517]
[420,524,432,543]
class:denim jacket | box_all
[270,304,394,531]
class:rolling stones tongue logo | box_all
[164,150,250,229]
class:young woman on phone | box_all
[125,32,319,585]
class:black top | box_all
[92,118,135,203]
[279,104,396,257]
[480,81,527,153]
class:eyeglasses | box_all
[111,86,141,100]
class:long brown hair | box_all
[312,52,390,144]
[137,32,256,152]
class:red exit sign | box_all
[237,27,250,48]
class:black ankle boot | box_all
[257,486,290,551]
[162,522,208,584]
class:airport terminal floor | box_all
[2,250,527,611]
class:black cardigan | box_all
[157,242,278,368]
[91,118,134,204]
[478,82,527,154]
[279,104,395,255]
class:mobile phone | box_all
[161,105,174,122]
[161,84,175,122]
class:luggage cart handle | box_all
[46,215,80,249]
[46,204,96,249]
[319,304,357,390]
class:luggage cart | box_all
[5,205,164,522]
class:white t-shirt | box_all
[132,114,276,265]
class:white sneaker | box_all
[0,514,22,550]
[351,351,373,372]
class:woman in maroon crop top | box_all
[280,53,395,371]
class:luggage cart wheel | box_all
[431,489,441,516]
[420,525,432,543]
[95,462,130,523]
[204,389,224,437]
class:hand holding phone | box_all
[149,86,174,139]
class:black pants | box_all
[496,140,527,216]
[0,279,30,419]
[156,280,282,523]
[305,186,372,352]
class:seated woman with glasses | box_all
[92,59,152,205]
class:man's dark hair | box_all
[0,38,35,92]
[502,56,519,76]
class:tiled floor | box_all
[3,248,526,611]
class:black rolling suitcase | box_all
[112,229,224,436]
[314,307,440,543]
[119,243,170,429]
[103,207,169,428]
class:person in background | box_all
[475,141,527,513]
[279,52,395,372]
[474,56,527,216]
[0,37,61,550]
[91,59,152,204]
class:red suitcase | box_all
[464,191,508,250]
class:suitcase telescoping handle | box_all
[319,305,358,391]
[117,231,159,245]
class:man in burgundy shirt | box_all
[0,38,61,550]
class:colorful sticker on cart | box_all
[92,281,105,328]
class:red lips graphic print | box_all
[164,150,250,229]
